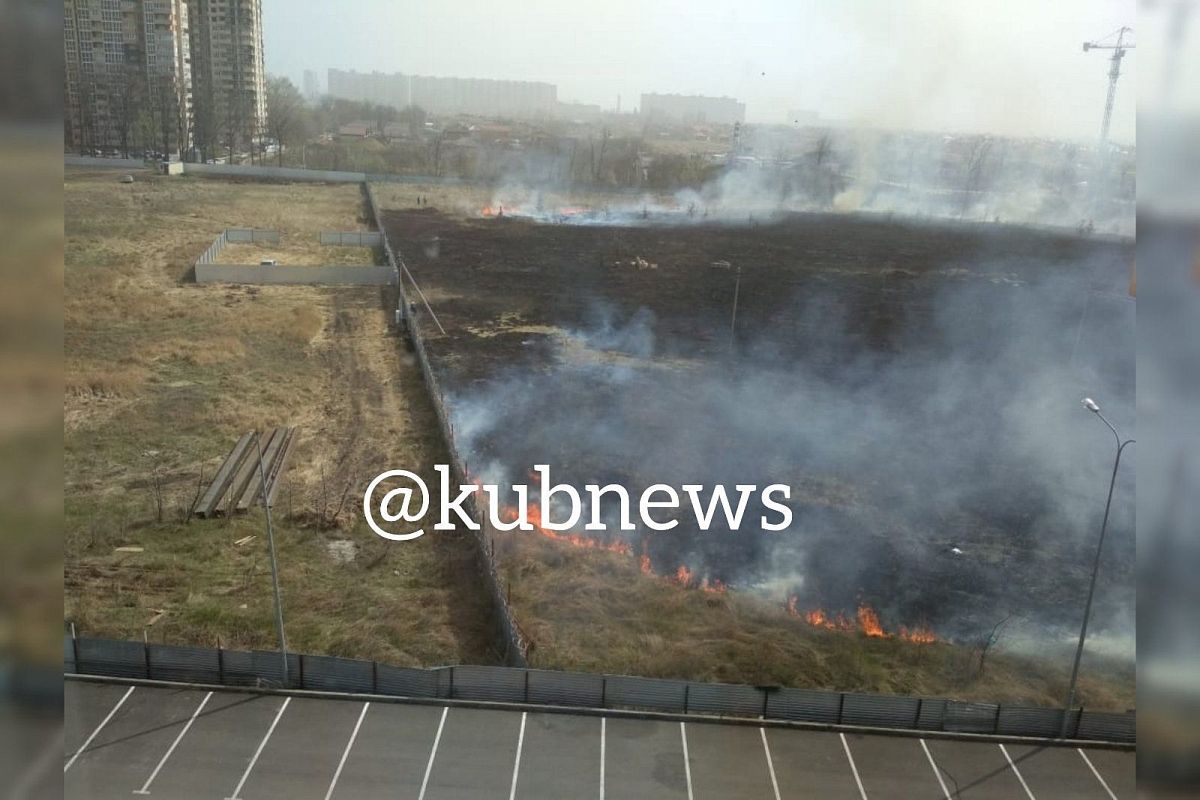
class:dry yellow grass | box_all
[64,169,500,665]
[501,535,1135,710]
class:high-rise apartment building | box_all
[64,0,269,159]
[640,93,746,126]
[186,0,267,160]
[327,68,557,118]
[64,0,193,156]
[303,69,319,101]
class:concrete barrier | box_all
[66,155,150,170]
[320,231,382,246]
[195,264,395,286]
[182,162,368,183]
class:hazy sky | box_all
[264,0,1136,143]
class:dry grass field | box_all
[64,169,500,665]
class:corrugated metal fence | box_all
[64,635,1134,743]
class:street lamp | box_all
[1061,397,1133,737]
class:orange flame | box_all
[857,604,887,638]
[786,595,937,643]
[674,564,695,587]
[639,543,653,576]
[501,502,632,555]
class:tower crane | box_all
[1083,27,1135,144]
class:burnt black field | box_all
[385,208,1135,649]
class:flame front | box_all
[787,596,937,643]
[501,502,632,555]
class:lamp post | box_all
[1061,397,1133,737]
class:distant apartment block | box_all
[640,93,746,125]
[303,69,320,100]
[64,0,193,155]
[327,68,557,118]
[187,0,267,159]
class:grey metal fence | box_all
[363,181,525,666]
[65,635,1135,743]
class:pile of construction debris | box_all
[193,428,297,518]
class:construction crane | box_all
[1083,26,1135,144]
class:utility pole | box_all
[1083,27,1135,144]
[730,264,742,349]
[254,432,289,686]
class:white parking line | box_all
[919,739,952,800]
[759,728,782,800]
[322,702,370,800]
[417,707,448,800]
[225,696,290,800]
[599,718,606,800]
[999,743,1037,800]
[133,691,212,795]
[1077,749,1119,800]
[64,685,135,773]
[680,722,694,800]
[508,711,528,800]
[839,732,869,800]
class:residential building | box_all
[640,93,746,126]
[186,0,267,160]
[64,0,193,156]
[327,68,557,118]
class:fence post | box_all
[448,666,455,700]
[373,661,378,694]
[838,693,846,725]
[143,630,152,680]
[524,670,530,703]
[297,654,304,690]
[71,622,79,672]
[993,703,1003,735]
[914,698,924,729]
[217,645,225,685]
[601,677,607,708]
[683,684,690,714]
[761,688,769,719]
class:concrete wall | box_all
[182,162,368,183]
[66,155,150,170]
[320,231,382,246]
[195,263,395,286]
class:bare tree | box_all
[265,76,306,166]
[960,135,994,218]
[108,65,144,158]
[976,613,1013,676]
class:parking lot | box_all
[65,678,1134,799]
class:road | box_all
[64,678,1134,799]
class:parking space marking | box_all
[1077,749,1119,800]
[999,743,1037,800]
[839,732,869,800]
[680,722,694,800]
[599,718,606,800]
[323,702,369,800]
[133,690,212,795]
[920,739,952,799]
[64,685,134,773]
[760,729,782,800]
[508,711,527,800]
[417,706,448,800]
[225,696,290,800]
